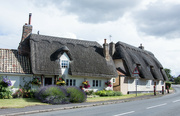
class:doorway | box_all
[44,77,53,86]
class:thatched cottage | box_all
[112,41,168,94]
[0,14,118,92]
[0,14,168,94]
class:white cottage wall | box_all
[114,59,125,71]
[60,53,113,91]
[128,78,164,93]
[0,74,33,93]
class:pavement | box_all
[0,90,174,116]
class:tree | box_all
[164,68,172,80]
[174,76,180,84]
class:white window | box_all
[146,80,151,88]
[113,78,116,83]
[161,81,164,85]
[61,60,69,68]
[92,80,101,87]
[66,79,76,86]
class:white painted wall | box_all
[60,53,113,91]
[0,74,33,93]
[128,78,165,93]
[114,59,125,71]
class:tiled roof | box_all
[0,49,31,74]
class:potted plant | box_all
[105,81,112,87]
[31,77,41,86]
[82,80,90,89]
[56,77,66,86]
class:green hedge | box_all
[165,82,171,89]
[95,90,122,96]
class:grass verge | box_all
[0,98,48,109]
[86,93,154,102]
[0,93,155,108]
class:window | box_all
[113,78,116,83]
[92,80,101,87]
[146,80,151,88]
[161,81,164,85]
[66,79,76,86]
[61,60,69,68]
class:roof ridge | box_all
[116,41,154,56]
[0,48,18,51]
[31,34,101,47]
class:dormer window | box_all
[61,60,69,68]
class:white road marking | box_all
[173,99,180,103]
[146,103,167,109]
[113,111,135,116]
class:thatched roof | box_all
[113,41,168,81]
[28,34,118,78]
[0,49,31,74]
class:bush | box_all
[85,90,94,95]
[66,86,87,103]
[13,89,36,98]
[35,85,87,104]
[165,82,172,89]
[95,90,122,96]
[0,77,13,99]
[35,85,69,104]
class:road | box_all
[24,85,180,116]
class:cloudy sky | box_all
[0,0,180,76]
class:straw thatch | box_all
[29,34,118,78]
[113,41,168,81]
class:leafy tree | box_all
[164,68,172,80]
[174,76,180,84]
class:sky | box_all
[0,0,180,76]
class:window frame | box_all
[92,80,101,87]
[66,79,76,86]
[146,80,151,88]
[61,60,69,68]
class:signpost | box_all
[132,67,139,96]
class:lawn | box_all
[0,98,48,109]
[0,93,153,108]
[86,93,154,102]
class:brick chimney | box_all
[109,42,115,57]
[139,44,144,50]
[103,39,110,60]
[21,13,32,42]
[18,13,32,55]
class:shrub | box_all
[13,89,36,98]
[35,85,69,104]
[95,90,122,96]
[31,77,41,86]
[165,82,172,89]
[66,86,87,103]
[85,90,94,95]
[0,77,13,99]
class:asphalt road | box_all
[24,85,180,116]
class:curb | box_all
[0,93,173,116]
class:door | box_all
[44,77,53,86]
